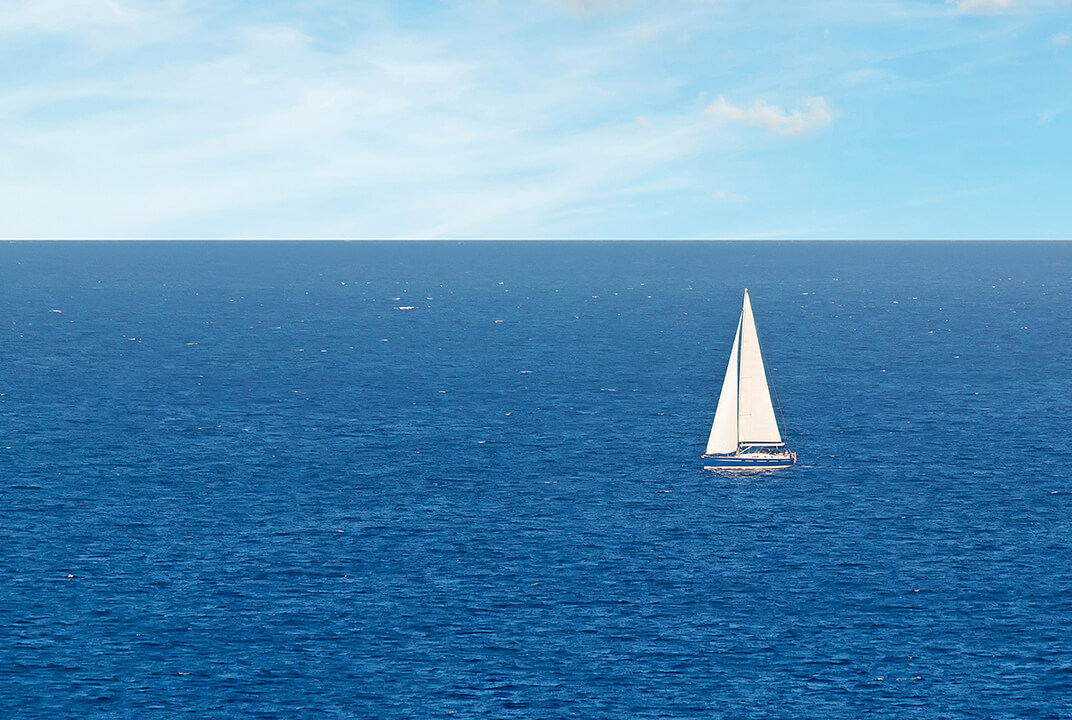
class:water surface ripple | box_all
[2,242,1070,719]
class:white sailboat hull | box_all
[702,450,796,470]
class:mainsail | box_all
[704,289,783,454]
[737,290,783,444]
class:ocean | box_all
[2,241,1070,718]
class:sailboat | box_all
[703,289,796,470]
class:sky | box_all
[0,0,1069,240]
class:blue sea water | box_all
[1,241,1071,719]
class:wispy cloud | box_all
[949,0,1015,14]
[0,0,1067,240]
[705,96,832,136]
[0,0,134,30]
[949,0,1072,13]
[0,7,735,239]
[837,68,888,87]
[712,190,748,203]
[0,0,189,48]
[544,0,636,17]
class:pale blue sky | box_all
[1,0,1069,239]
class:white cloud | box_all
[712,190,747,202]
[545,0,636,16]
[14,0,1040,240]
[0,10,738,239]
[705,96,832,136]
[949,0,1015,14]
[1052,32,1070,46]
[948,1,1072,17]
[0,0,138,32]
[0,0,188,47]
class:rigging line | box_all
[767,353,790,441]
